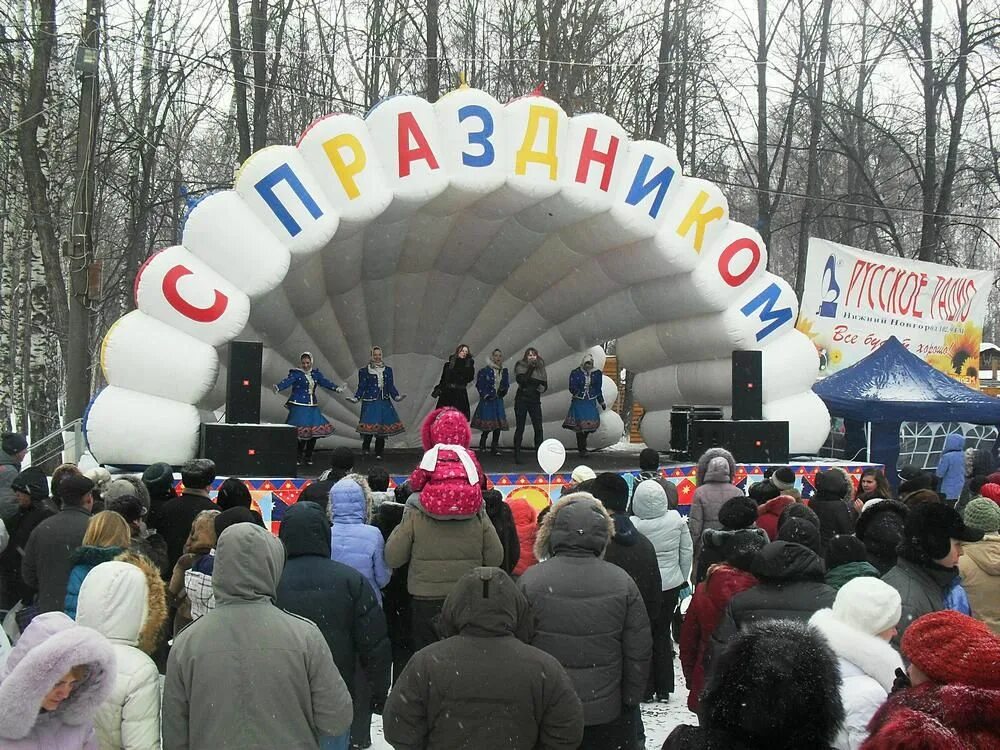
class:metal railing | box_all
[26,419,84,466]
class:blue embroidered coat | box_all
[569,368,605,406]
[355,366,400,401]
[475,366,510,400]
[275,368,340,406]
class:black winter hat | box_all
[778,502,820,531]
[591,472,630,513]
[329,446,355,472]
[898,470,934,496]
[141,462,175,497]
[855,500,908,542]
[901,502,984,562]
[106,494,145,524]
[1,432,28,455]
[10,466,49,501]
[814,469,850,498]
[825,534,868,569]
[180,458,216,490]
[722,528,769,571]
[770,467,796,491]
[778,517,822,556]
[718,496,758,530]
[59,474,95,505]
[748,480,782,505]
[214,506,263,537]
[639,448,660,472]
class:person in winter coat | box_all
[348,346,407,459]
[855,499,908,575]
[959,447,995,509]
[512,348,547,464]
[167,509,220,634]
[636,448,680,508]
[154,459,217,572]
[482,489,520,574]
[809,578,904,750]
[518,494,652,750]
[679,528,766,713]
[374,495,413,681]
[959,498,1000,634]
[384,567,584,750]
[272,351,347,465]
[0,468,53,609]
[76,553,167,750]
[881,501,983,649]
[0,431,28,522]
[508,498,540,578]
[105,494,169,578]
[755,494,798,542]
[0,611,116,749]
[22,474,96,615]
[695,495,759,583]
[666,620,844,750]
[862,610,1000,749]
[630,479,692,700]
[162,523,352,749]
[366,466,394,510]
[298,447,357,513]
[935,432,967,503]
[824,535,880,590]
[689,447,741,565]
[276,502,392,750]
[591,473,662,625]
[471,349,510,455]
[562,353,606,456]
[407,407,485,517]
[433,344,475,419]
[64,511,131,620]
[214,477,264,525]
[810,469,856,551]
[709,540,837,668]
[329,475,390,603]
[957,473,989,517]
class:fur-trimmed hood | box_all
[0,612,116,741]
[863,682,1000,748]
[697,448,736,485]
[534,493,613,560]
[77,552,167,656]
[809,608,902,692]
[329,473,373,524]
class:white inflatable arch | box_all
[85,88,830,465]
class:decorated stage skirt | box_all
[358,399,405,437]
[471,397,508,432]
[562,398,601,433]
[286,404,335,440]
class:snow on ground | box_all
[367,655,696,748]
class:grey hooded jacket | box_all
[162,523,352,749]
[690,448,742,557]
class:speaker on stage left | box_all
[226,341,263,424]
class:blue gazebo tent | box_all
[812,336,1000,485]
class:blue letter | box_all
[254,163,323,237]
[740,282,793,341]
[625,154,675,219]
[458,104,495,168]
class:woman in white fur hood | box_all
[809,577,904,750]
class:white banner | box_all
[797,238,995,387]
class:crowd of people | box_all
[0,425,999,749]
[272,346,606,465]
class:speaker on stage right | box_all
[731,350,763,421]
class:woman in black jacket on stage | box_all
[434,344,475,419]
[513,347,547,464]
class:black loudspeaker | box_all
[688,419,789,464]
[226,341,263,424]
[670,405,724,453]
[732,350,763,421]
[200,423,297,476]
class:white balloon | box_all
[536,438,567,475]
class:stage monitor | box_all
[689,419,789,464]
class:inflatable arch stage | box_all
[85,87,831,466]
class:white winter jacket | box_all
[631,480,693,590]
[77,555,166,750]
[809,608,903,750]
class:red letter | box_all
[717,237,762,287]
[162,265,228,323]
[575,128,620,192]
[397,112,439,178]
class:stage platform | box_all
[188,447,879,530]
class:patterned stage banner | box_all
[176,461,880,534]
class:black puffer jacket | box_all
[383,567,584,750]
[518,496,652,726]
[603,513,662,623]
[710,541,835,664]
[808,491,855,550]
[276,502,391,705]
[855,500,908,574]
[484,490,520,575]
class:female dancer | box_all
[471,349,509,454]
[433,344,475,419]
[562,353,606,456]
[273,352,345,465]
[348,346,406,459]
[512,347,547,464]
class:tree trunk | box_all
[650,0,672,141]
[917,0,937,261]
[250,0,269,151]
[756,0,771,250]
[228,0,251,161]
[425,0,440,101]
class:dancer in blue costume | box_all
[471,348,509,455]
[347,346,406,459]
[273,352,346,465]
[562,353,606,456]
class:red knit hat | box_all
[980,482,1000,505]
[902,610,1000,688]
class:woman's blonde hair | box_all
[82,510,131,548]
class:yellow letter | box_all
[323,133,367,200]
[677,190,724,253]
[514,105,559,180]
